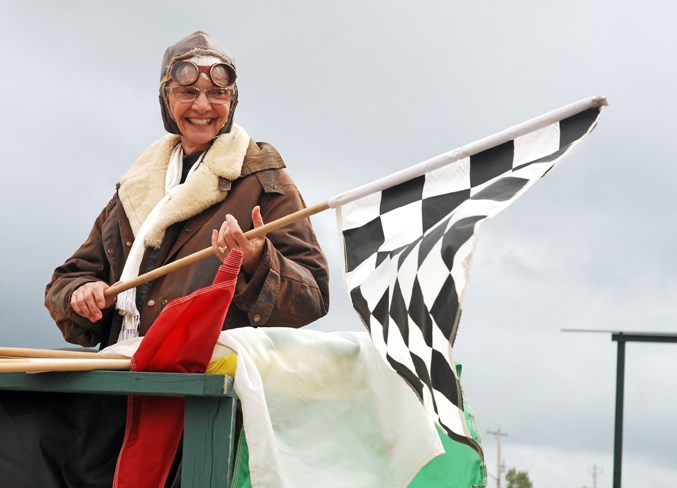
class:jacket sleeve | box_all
[231,170,330,328]
[44,200,119,347]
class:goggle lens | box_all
[170,61,235,87]
[209,64,232,87]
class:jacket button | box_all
[252,313,261,323]
[270,184,277,189]
[147,300,155,307]
[162,300,168,306]
[126,241,132,247]
[107,248,114,254]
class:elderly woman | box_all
[0,31,330,487]
[45,30,329,348]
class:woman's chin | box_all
[181,127,217,153]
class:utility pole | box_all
[589,464,603,488]
[487,427,508,488]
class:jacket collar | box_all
[118,123,250,248]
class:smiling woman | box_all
[31,30,330,488]
[164,81,234,152]
[46,29,329,348]
[160,42,237,154]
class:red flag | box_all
[113,250,243,487]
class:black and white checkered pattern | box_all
[337,106,602,451]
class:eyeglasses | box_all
[170,60,235,88]
[164,85,233,104]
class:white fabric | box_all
[115,145,203,342]
[101,337,144,357]
[218,327,444,488]
[102,328,445,487]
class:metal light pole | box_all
[563,329,677,488]
[612,333,626,488]
[610,332,677,488]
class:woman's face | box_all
[166,74,231,154]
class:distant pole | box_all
[589,464,603,488]
[487,427,508,488]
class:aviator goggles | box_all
[170,60,236,88]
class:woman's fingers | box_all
[212,210,266,274]
[251,206,264,230]
[70,282,111,322]
[211,228,227,262]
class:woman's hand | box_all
[211,206,266,274]
[70,281,116,322]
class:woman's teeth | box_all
[188,118,212,126]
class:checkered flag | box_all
[330,97,606,452]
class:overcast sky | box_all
[1,1,676,486]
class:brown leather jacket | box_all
[45,128,329,348]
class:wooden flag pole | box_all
[0,346,128,360]
[99,96,608,300]
[0,358,131,373]
[103,201,330,298]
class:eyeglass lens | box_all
[166,86,232,104]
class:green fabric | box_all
[407,425,485,488]
[229,430,251,488]
[232,425,485,488]
[408,363,486,488]
[229,363,487,488]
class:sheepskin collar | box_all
[118,123,250,248]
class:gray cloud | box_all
[1,1,676,485]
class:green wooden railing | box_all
[0,371,238,487]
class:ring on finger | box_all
[218,245,228,254]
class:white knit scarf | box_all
[116,144,204,342]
